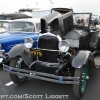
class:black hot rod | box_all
[2,8,100,99]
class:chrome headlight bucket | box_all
[24,38,33,48]
[59,40,70,52]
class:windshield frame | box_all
[73,13,92,31]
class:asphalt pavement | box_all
[0,66,100,100]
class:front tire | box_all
[10,56,28,84]
[73,65,88,98]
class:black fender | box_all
[72,50,94,68]
[8,44,35,66]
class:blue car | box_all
[0,18,41,53]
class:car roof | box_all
[9,18,40,23]
[0,13,30,19]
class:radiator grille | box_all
[38,35,59,63]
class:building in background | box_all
[18,8,40,13]
[32,9,51,18]
[18,8,40,18]
[18,8,51,18]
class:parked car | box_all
[0,13,33,33]
[2,8,100,99]
[0,13,32,20]
[0,18,41,63]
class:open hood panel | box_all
[41,8,73,36]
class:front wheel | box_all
[73,65,88,98]
[10,56,28,84]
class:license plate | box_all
[30,50,42,57]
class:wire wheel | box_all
[73,65,88,98]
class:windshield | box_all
[8,22,35,32]
[0,21,9,33]
[73,13,90,27]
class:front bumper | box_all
[3,64,79,85]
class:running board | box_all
[3,64,79,85]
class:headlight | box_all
[59,40,70,52]
[24,38,33,48]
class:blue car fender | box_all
[72,50,94,68]
[8,44,34,66]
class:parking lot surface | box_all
[0,66,100,100]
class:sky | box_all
[0,0,100,15]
